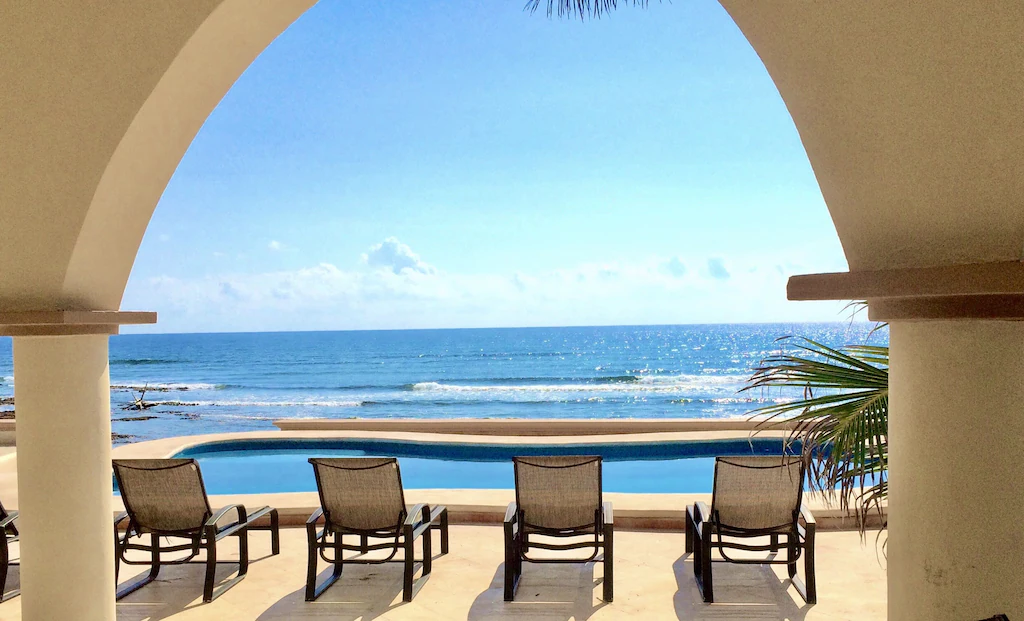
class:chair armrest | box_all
[503,502,519,541]
[694,501,711,524]
[0,510,18,530]
[405,504,432,538]
[602,502,613,526]
[504,502,518,525]
[112,511,129,535]
[404,504,429,528]
[306,507,324,527]
[798,504,816,527]
[206,504,246,531]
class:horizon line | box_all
[112,319,884,338]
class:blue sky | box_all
[122,0,851,333]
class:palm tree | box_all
[742,337,888,532]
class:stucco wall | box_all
[1,1,1022,312]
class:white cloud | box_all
[707,257,730,280]
[123,243,851,333]
[662,257,687,278]
[268,240,284,251]
[362,237,436,275]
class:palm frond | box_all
[743,336,888,534]
[524,0,651,20]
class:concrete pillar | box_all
[889,321,1024,620]
[13,335,114,621]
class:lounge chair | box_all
[112,459,280,602]
[685,455,816,604]
[504,455,613,602]
[0,500,18,601]
[306,457,449,602]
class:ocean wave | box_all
[671,396,791,405]
[111,382,222,392]
[401,375,640,389]
[409,374,749,394]
[190,399,366,408]
[110,358,184,366]
[192,413,277,422]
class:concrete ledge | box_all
[272,417,797,435]
[0,420,14,446]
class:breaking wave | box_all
[190,399,366,408]
[111,382,223,392]
[409,374,749,394]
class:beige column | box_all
[889,321,1024,620]
[13,335,114,621]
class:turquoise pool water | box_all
[171,438,797,494]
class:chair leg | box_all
[685,506,694,554]
[603,523,614,602]
[790,527,817,604]
[423,524,433,576]
[440,508,450,555]
[0,535,9,601]
[360,534,369,554]
[303,536,315,602]
[113,524,123,584]
[334,534,344,578]
[503,527,521,601]
[270,509,280,556]
[203,534,217,603]
[770,534,779,553]
[305,530,342,601]
[403,526,415,602]
[304,527,318,601]
[695,529,713,603]
[237,528,250,579]
[117,534,161,600]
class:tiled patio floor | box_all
[0,525,885,620]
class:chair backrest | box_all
[309,457,407,532]
[711,456,804,532]
[112,459,213,534]
[514,455,602,531]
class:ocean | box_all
[0,323,888,444]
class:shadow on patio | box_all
[467,563,608,621]
[672,554,810,620]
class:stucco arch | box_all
[0,0,316,312]
[1,0,1022,308]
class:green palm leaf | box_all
[743,336,888,533]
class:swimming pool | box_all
[169,437,798,494]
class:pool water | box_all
[170,438,798,494]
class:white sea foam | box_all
[410,374,750,394]
[112,382,219,392]
[190,400,365,408]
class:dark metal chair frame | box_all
[504,455,614,603]
[0,501,18,602]
[112,459,280,603]
[305,457,449,603]
[685,456,816,604]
